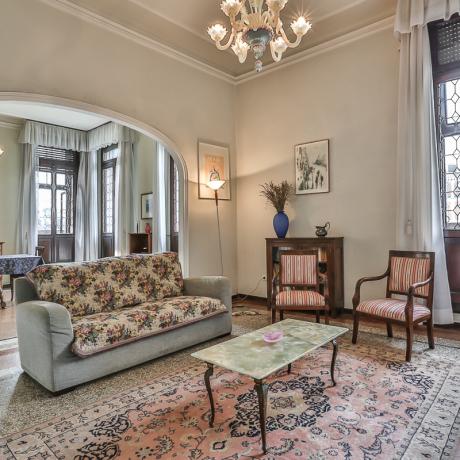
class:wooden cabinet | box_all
[129,233,152,254]
[266,237,344,316]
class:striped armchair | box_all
[352,250,435,362]
[273,250,330,324]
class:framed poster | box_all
[141,192,153,219]
[295,139,330,195]
[198,141,231,200]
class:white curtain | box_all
[75,150,99,261]
[16,144,38,254]
[115,127,137,256]
[395,0,460,324]
[19,120,88,151]
[152,141,169,253]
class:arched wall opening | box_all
[0,92,190,275]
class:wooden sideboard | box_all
[129,233,152,254]
[266,237,344,318]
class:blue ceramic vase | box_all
[273,211,289,238]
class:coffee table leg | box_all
[254,379,268,454]
[204,363,215,427]
[331,339,338,386]
[287,363,292,374]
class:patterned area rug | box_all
[1,314,460,459]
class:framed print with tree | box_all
[141,192,153,219]
[295,139,330,195]
[198,141,231,200]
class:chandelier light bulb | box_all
[232,34,250,63]
[208,24,227,42]
[291,16,312,36]
[272,36,288,54]
[221,0,242,17]
[266,0,288,13]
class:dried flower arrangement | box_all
[259,181,294,213]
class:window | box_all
[169,157,180,253]
[36,146,79,262]
[100,144,119,257]
[430,15,460,229]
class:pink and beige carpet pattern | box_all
[2,328,460,459]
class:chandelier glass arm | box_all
[279,26,302,48]
[215,29,236,50]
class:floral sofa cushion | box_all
[27,253,183,317]
[71,296,227,356]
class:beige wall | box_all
[0,0,237,284]
[0,1,400,304]
[235,29,400,307]
[0,125,21,284]
[135,133,155,230]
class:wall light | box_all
[0,147,4,157]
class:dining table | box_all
[0,254,44,308]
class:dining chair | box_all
[352,250,435,362]
[273,250,330,324]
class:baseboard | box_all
[232,294,267,304]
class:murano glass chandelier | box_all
[208,0,312,73]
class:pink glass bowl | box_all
[263,330,284,343]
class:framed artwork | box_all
[141,192,153,219]
[295,139,330,195]
[198,141,231,200]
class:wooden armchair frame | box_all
[273,250,330,324]
[352,250,435,361]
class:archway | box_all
[0,92,189,274]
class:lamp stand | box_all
[214,190,224,276]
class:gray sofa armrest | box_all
[16,301,73,391]
[183,276,232,313]
[14,277,39,303]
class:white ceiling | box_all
[65,0,397,77]
[0,102,110,131]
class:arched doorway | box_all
[0,92,189,274]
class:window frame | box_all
[430,15,460,233]
[100,144,118,257]
[36,145,79,262]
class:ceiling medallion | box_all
[208,0,312,73]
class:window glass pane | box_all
[173,164,180,234]
[102,147,119,162]
[37,187,52,234]
[444,136,460,228]
[56,173,66,186]
[56,190,67,234]
[102,167,114,234]
[444,79,460,125]
[37,171,52,185]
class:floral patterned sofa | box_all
[15,253,232,392]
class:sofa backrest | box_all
[27,252,183,317]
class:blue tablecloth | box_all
[0,254,44,275]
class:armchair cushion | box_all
[356,298,431,322]
[276,290,325,307]
[71,296,227,357]
[389,256,431,296]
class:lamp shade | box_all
[208,179,226,191]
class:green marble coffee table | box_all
[191,318,348,454]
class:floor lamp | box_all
[208,180,225,276]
